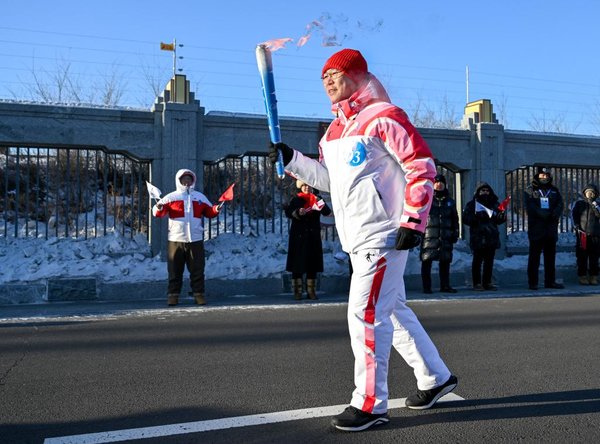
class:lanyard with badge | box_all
[539,189,550,209]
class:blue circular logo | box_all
[348,142,366,166]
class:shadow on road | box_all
[389,388,600,428]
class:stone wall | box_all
[2,80,600,259]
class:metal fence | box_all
[0,143,151,240]
[202,151,337,241]
[203,152,461,241]
[505,164,600,234]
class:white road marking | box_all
[44,393,464,443]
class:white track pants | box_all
[348,248,451,414]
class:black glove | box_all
[395,227,423,250]
[268,142,293,166]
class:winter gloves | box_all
[268,142,294,166]
[395,227,423,250]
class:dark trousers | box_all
[576,246,600,277]
[421,259,451,291]
[167,240,205,295]
[527,237,557,286]
[472,249,495,286]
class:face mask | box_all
[538,178,550,185]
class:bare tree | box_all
[138,58,171,107]
[96,67,127,106]
[494,93,510,128]
[408,91,460,129]
[10,55,126,106]
[527,110,580,134]
[590,101,600,135]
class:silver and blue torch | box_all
[255,44,285,179]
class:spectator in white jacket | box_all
[152,169,220,306]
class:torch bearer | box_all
[255,44,285,179]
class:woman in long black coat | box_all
[462,182,506,290]
[420,174,459,293]
[284,180,331,300]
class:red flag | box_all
[498,195,511,212]
[579,231,587,250]
[218,183,235,202]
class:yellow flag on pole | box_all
[160,42,175,51]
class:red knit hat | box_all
[322,49,368,82]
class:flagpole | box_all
[173,38,177,77]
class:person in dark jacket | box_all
[284,180,332,300]
[524,167,564,290]
[462,182,506,290]
[420,174,459,294]
[572,183,600,285]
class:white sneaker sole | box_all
[333,416,389,432]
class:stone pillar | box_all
[475,122,508,256]
[149,76,204,259]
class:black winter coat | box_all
[572,187,600,251]
[572,200,600,236]
[524,177,563,242]
[462,183,506,251]
[420,189,459,262]
[284,194,332,274]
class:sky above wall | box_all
[2,1,600,135]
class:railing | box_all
[203,151,337,241]
[505,164,600,234]
[203,152,460,241]
[0,143,470,243]
[0,143,151,240]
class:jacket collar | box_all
[331,73,391,121]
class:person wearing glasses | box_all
[462,183,506,291]
[268,49,457,432]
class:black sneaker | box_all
[331,406,389,432]
[405,375,458,410]
[545,282,564,289]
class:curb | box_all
[0,266,595,306]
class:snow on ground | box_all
[0,229,577,285]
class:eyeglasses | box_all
[321,71,344,82]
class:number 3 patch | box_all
[347,142,366,166]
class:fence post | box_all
[473,123,508,257]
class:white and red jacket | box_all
[152,169,219,243]
[285,74,436,253]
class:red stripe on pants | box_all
[362,257,387,412]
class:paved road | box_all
[1,295,599,443]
